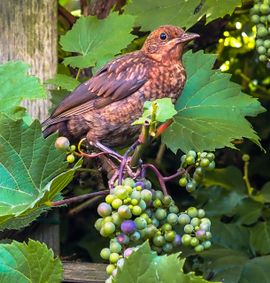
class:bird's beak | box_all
[176,32,200,44]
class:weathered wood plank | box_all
[63,262,107,283]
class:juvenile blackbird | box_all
[43,25,199,147]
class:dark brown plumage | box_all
[42,25,199,147]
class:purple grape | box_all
[121,220,136,234]
[173,234,182,246]
[124,247,134,257]
[196,229,206,239]
[117,234,130,245]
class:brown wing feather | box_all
[42,51,148,128]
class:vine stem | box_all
[75,68,81,80]
[50,190,109,207]
[243,158,253,195]
[118,140,140,185]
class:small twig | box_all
[68,196,103,216]
[75,69,82,80]
[50,190,109,207]
[163,168,186,181]
[243,158,253,196]
[93,141,123,160]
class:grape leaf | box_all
[46,74,80,91]
[133,98,177,125]
[0,116,80,231]
[250,222,270,255]
[60,13,136,68]
[200,248,270,283]
[125,0,241,31]
[114,241,220,283]
[0,61,46,118]
[0,239,62,283]
[162,51,265,153]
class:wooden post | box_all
[0,0,59,253]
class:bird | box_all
[42,25,199,148]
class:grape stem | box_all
[142,164,193,195]
[50,190,110,207]
[243,158,253,195]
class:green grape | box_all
[141,189,153,202]
[114,186,129,200]
[161,223,172,232]
[207,161,215,170]
[155,191,164,200]
[206,231,212,239]
[112,213,122,226]
[200,158,210,167]
[105,194,115,204]
[138,200,147,210]
[187,207,198,218]
[152,218,160,227]
[179,177,188,187]
[130,190,141,200]
[167,213,178,225]
[155,208,167,220]
[256,39,264,46]
[257,26,268,37]
[169,205,179,214]
[95,218,103,231]
[153,199,162,208]
[194,244,204,252]
[163,195,173,206]
[66,154,75,163]
[187,150,196,158]
[54,136,70,151]
[258,46,266,54]
[165,230,176,242]
[190,217,200,227]
[184,224,194,234]
[110,242,122,253]
[109,253,120,264]
[259,54,267,61]
[163,243,173,253]
[130,231,141,241]
[251,14,260,23]
[152,245,163,254]
[260,3,270,14]
[104,216,113,223]
[190,237,200,247]
[106,264,116,275]
[100,248,111,260]
[132,205,142,216]
[118,205,132,219]
[202,240,212,249]
[178,213,191,225]
[197,209,206,218]
[186,155,195,165]
[111,198,122,209]
[153,235,165,247]
[134,217,147,229]
[131,199,138,205]
[97,202,112,217]
[182,234,192,246]
[103,222,116,235]
[186,181,196,192]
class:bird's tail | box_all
[42,117,69,138]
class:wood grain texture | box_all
[0,0,59,253]
[63,261,107,283]
[0,0,57,121]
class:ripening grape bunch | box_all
[250,0,270,62]
[95,178,212,280]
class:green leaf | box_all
[211,220,250,252]
[0,61,46,118]
[250,222,270,255]
[46,74,80,91]
[114,241,219,283]
[125,0,241,31]
[0,116,80,231]
[233,198,263,225]
[252,182,270,204]
[200,249,270,283]
[162,51,265,153]
[60,13,136,68]
[0,239,62,283]
[133,98,177,125]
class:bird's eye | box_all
[159,32,167,40]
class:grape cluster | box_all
[250,1,270,62]
[179,151,215,193]
[95,178,212,280]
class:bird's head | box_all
[142,25,199,64]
